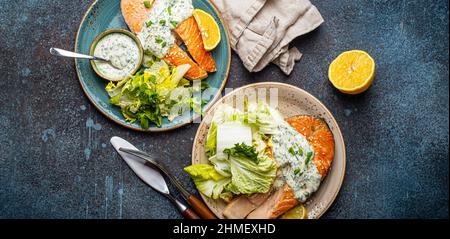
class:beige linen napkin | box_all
[210,0,324,75]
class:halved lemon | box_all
[280,204,308,219]
[192,9,221,51]
[328,50,375,94]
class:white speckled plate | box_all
[191,82,346,219]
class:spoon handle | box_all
[49,47,107,61]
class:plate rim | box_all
[191,82,347,219]
[74,0,231,132]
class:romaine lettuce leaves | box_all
[185,142,277,199]
[226,152,277,195]
[106,69,162,128]
[185,102,282,199]
[105,56,206,129]
[184,164,231,200]
[205,122,217,158]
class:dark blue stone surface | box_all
[0,0,448,219]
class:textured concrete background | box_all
[0,0,448,219]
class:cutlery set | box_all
[110,136,216,219]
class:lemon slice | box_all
[328,50,375,94]
[280,204,308,219]
[192,9,221,51]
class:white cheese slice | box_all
[216,123,252,159]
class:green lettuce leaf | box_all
[184,164,231,200]
[208,154,231,177]
[186,102,280,199]
[205,102,281,159]
[162,86,192,121]
[220,143,277,195]
[205,122,217,158]
[252,129,268,155]
[106,69,162,128]
[246,102,283,134]
[147,60,170,84]
[226,153,277,195]
[156,64,191,98]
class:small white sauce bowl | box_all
[89,29,144,82]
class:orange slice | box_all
[192,9,221,51]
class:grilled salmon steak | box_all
[287,116,335,178]
[165,45,208,80]
[176,17,217,73]
[121,0,213,80]
[233,116,335,219]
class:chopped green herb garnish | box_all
[170,20,178,28]
[297,148,303,156]
[201,81,210,91]
[168,6,172,15]
[288,147,296,156]
[294,168,302,175]
[107,70,162,129]
[146,21,153,27]
[159,20,166,25]
[161,42,167,48]
[305,152,313,165]
[143,1,152,8]
[223,143,258,162]
[155,38,163,44]
[148,75,157,83]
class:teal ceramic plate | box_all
[75,0,230,132]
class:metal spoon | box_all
[49,47,122,69]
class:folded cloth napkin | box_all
[210,0,324,75]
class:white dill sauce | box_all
[93,33,140,81]
[272,123,322,202]
[138,0,193,58]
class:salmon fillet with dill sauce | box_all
[121,0,208,80]
[175,17,216,72]
[287,116,335,177]
[121,0,154,33]
[247,116,335,219]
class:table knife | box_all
[110,136,200,219]
[119,147,217,219]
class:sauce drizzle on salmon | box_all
[121,0,153,33]
[227,116,335,219]
[121,0,213,80]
